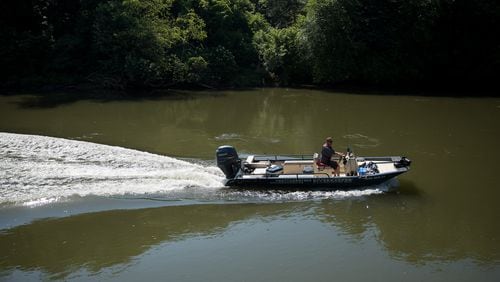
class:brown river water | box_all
[0,88,499,281]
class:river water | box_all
[0,88,499,281]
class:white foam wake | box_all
[219,189,384,202]
[0,133,225,206]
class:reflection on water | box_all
[0,203,310,279]
[1,196,499,279]
[343,133,380,148]
[317,194,500,265]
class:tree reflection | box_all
[314,182,500,265]
[1,187,499,279]
[0,202,309,278]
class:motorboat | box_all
[216,145,411,190]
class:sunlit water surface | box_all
[0,89,499,281]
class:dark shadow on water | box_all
[394,179,422,196]
[8,89,235,109]
[304,82,500,98]
[3,85,498,109]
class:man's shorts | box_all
[324,159,339,170]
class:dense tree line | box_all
[1,0,499,91]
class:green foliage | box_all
[201,0,258,67]
[303,0,500,89]
[256,0,307,28]
[303,0,354,83]
[203,46,238,84]
[303,0,438,86]
[92,0,207,88]
[253,19,311,84]
[0,0,499,91]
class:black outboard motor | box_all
[216,145,241,179]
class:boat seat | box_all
[313,153,326,171]
[252,168,268,174]
[244,155,270,168]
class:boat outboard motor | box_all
[216,145,241,179]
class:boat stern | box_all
[216,145,241,179]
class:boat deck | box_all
[244,155,398,178]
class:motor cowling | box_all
[216,145,241,179]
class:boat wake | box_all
[0,133,389,208]
[0,132,224,207]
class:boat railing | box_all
[249,155,406,163]
[252,154,314,162]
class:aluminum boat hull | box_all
[223,169,408,190]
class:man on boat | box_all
[321,137,344,176]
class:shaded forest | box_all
[1,0,499,92]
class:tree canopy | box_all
[1,0,498,92]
